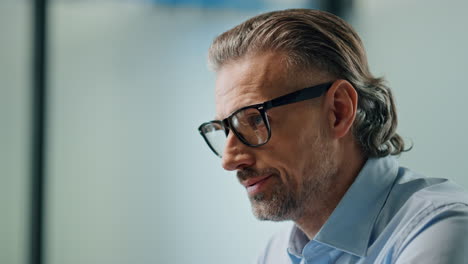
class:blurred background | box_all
[1,0,467,263]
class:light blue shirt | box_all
[257,156,468,263]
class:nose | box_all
[221,132,255,171]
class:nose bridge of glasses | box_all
[221,118,230,136]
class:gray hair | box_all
[208,9,408,157]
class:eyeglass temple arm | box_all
[264,83,332,110]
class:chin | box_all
[250,192,299,221]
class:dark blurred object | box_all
[148,0,353,19]
[30,0,48,264]
[150,0,263,9]
[149,0,319,10]
[321,0,353,19]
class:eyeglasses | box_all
[198,82,333,157]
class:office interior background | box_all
[2,0,468,263]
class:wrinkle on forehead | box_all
[215,52,291,119]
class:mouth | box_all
[243,174,273,195]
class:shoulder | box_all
[393,202,468,263]
[387,167,468,224]
[400,178,468,227]
[401,178,468,236]
[391,179,468,263]
[391,175,468,234]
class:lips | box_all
[242,174,274,196]
[242,174,273,188]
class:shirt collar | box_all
[292,156,400,258]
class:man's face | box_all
[215,52,339,221]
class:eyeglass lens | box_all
[201,108,268,157]
[200,122,226,157]
[231,108,268,145]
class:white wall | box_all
[354,0,468,186]
[0,2,31,264]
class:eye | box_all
[247,114,264,128]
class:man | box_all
[198,9,468,263]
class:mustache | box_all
[237,167,280,181]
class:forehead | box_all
[215,52,293,119]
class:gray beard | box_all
[250,180,299,221]
[249,135,337,222]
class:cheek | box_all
[263,134,309,190]
[265,119,321,187]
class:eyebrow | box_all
[213,103,248,121]
[211,82,332,122]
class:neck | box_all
[294,141,366,240]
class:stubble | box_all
[239,129,337,221]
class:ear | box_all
[323,80,358,139]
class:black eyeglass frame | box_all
[198,82,333,157]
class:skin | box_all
[215,52,366,239]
